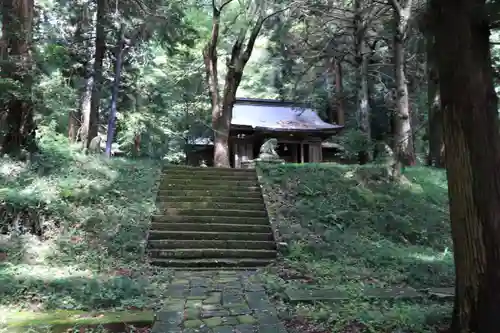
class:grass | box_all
[258,162,453,333]
[0,133,172,330]
[5,309,153,327]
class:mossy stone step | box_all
[162,167,256,175]
[161,178,258,187]
[159,183,261,191]
[148,248,277,259]
[157,189,262,198]
[147,239,277,250]
[156,201,265,211]
[156,196,264,204]
[163,174,257,181]
[158,208,267,218]
[151,215,270,225]
[161,267,260,271]
[6,310,154,328]
[150,222,271,233]
[150,258,273,268]
[148,230,274,241]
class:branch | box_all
[219,0,234,12]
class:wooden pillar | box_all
[300,142,304,163]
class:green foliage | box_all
[332,127,373,159]
[0,132,172,313]
[259,163,452,332]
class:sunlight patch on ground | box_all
[342,170,357,180]
[1,234,58,265]
[407,182,424,194]
[0,160,26,180]
[409,249,452,263]
[19,179,59,203]
[2,263,94,281]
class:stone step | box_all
[156,201,265,211]
[148,248,277,259]
[150,258,273,268]
[162,166,256,176]
[164,267,261,271]
[151,215,270,225]
[157,189,262,198]
[150,222,272,233]
[161,178,258,187]
[158,183,261,191]
[148,230,274,241]
[147,239,277,250]
[163,174,257,181]
[157,208,267,218]
[156,196,264,204]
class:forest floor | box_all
[0,135,167,332]
[258,163,454,333]
[0,136,454,333]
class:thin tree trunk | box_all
[82,0,107,148]
[431,0,500,331]
[105,24,126,157]
[426,35,444,167]
[69,4,92,142]
[354,0,372,164]
[75,75,93,142]
[334,58,345,126]
[427,67,444,167]
[391,0,415,179]
[0,0,36,156]
[355,40,372,163]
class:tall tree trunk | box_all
[426,35,444,167]
[69,4,92,142]
[427,65,444,167]
[324,57,345,125]
[202,3,226,167]
[431,0,500,331]
[353,0,372,164]
[105,24,126,157]
[203,0,278,167]
[74,75,93,142]
[391,0,415,179]
[354,39,372,163]
[0,0,36,156]
[82,0,107,148]
[334,58,345,126]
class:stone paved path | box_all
[151,270,287,333]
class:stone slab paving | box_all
[152,271,287,333]
[284,286,455,302]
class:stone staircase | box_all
[147,166,277,269]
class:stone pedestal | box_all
[241,160,256,169]
[255,158,285,167]
[241,158,285,169]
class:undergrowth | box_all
[258,163,453,333]
[0,133,171,320]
